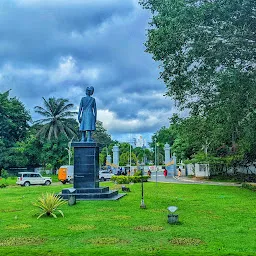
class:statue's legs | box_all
[87,131,94,142]
[81,131,86,142]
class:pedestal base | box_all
[59,142,125,201]
[61,187,126,200]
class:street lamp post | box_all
[140,145,146,209]
[129,142,132,176]
[155,138,158,185]
[65,137,74,165]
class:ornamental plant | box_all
[34,193,66,219]
[111,175,149,184]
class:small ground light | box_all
[167,206,178,224]
[140,163,146,209]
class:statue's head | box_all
[86,86,94,96]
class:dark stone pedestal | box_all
[60,142,125,201]
[61,187,124,200]
[72,142,99,188]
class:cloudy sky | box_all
[0,0,175,144]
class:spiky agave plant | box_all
[34,193,66,219]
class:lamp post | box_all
[129,141,132,176]
[65,137,74,165]
[140,145,146,209]
[154,138,158,185]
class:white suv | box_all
[99,170,114,181]
[16,172,52,187]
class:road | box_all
[148,172,241,186]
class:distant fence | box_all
[186,163,256,177]
[209,164,256,175]
[7,167,33,176]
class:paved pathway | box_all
[148,173,241,186]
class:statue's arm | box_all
[78,99,82,123]
[94,99,97,122]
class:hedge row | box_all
[111,175,149,184]
[241,183,256,192]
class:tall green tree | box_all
[40,135,70,170]
[0,90,31,145]
[93,120,112,148]
[0,90,31,169]
[119,152,137,166]
[15,133,43,168]
[34,97,77,140]
[140,0,255,112]
[133,147,152,164]
[150,125,176,164]
[141,0,256,166]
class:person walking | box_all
[178,167,182,177]
[163,168,168,178]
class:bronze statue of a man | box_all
[78,86,97,142]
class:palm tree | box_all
[34,97,78,140]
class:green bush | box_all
[111,176,130,184]
[241,183,256,192]
[0,184,8,188]
[111,175,149,184]
[45,163,53,170]
[132,176,149,183]
[134,170,142,176]
[1,169,9,180]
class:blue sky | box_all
[0,0,176,144]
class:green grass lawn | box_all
[0,181,256,256]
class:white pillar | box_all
[164,143,171,164]
[106,155,112,165]
[112,145,119,167]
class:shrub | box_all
[111,176,130,184]
[1,169,9,180]
[132,176,149,183]
[45,163,53,170]
[111,175,149,184]
[134,170,142,176]
[33,193,66,219]
[241,183,256,192]
[0,184,8,188]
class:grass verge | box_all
[0,182,256,255]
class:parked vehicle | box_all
[58,166,113,183]
[58,165,74,184]
[99,170,114,181]
[16,172,52,187]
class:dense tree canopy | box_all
[140,0,255,112]
[0,90,31,145]
[0,91,31,169]
[0,92,116,170]
[142,0,256,166]
[93,120,112,148]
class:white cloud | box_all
[15,0,109,5]
[98,108,173,134]
[116,97,130,104]
[1,64,46,78]
[0,0,175,142]
[49,56,100,83]
[0,56,100,85]
[15,0,129,7]
[49,56,76,83]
